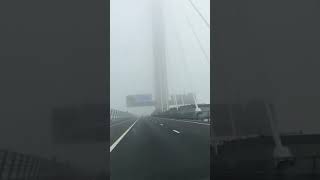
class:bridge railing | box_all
[110,109,135,121]
[212,135,320,178]
[213,153,320,177]
[152,104,210,120]
[0,150,86,180]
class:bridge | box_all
[110,0,210,179]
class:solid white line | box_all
[158,117,210,126]
[173,130,180,134]
[110,118,139,152]
[110,119,131,127]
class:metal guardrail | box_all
[152,106,210,120]
[213,153,320,177]
[110,109,135,121]
[0,150,79,180]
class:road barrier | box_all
[213,147,320,178]
[152,104,210,120]
[0,150,87,180]
[110,109,135,121]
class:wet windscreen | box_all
[110,0,210,179]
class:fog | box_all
[111,0,210,115]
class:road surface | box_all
[110,116,210,180]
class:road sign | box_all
[126,94,154,107]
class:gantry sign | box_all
[126,94,155,107]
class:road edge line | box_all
[110,118,139,152]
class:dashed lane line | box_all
[173,130,181,134]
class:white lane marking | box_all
[110,118,139,152]
[173,130,180,134]
[160,123,163,126]
[110,119,131,127]
[158,118,210,126]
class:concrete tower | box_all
[152,0,169,112]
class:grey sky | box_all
[111,0,210,114]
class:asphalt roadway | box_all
[110,116,210,180]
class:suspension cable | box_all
[186,0,210,28]
[183,7,209,64]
